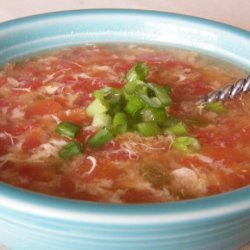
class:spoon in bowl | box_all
[199,74,250,104]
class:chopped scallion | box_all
[173,136,200,152]
[59,141,83,159]
[165,122,187,136]
[140,108,167,125]
[94,87,122,105]
[55,121,81,139]
[126,62,148,82]
[139,94,162,108]
[205,101,226,114]
[147,83,172,106]
[84,62,200,149]
[113,112,128,134]
[137,122,161,137]
[88,128,114,148]
[162,117,180,128]
[125,96,144,116]
[123,80,146,95]
[86,98,109,117]
[92,113,112,128]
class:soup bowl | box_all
[0,9,249,250]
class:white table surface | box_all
[0,0,250,31]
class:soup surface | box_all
[0,44,249,203]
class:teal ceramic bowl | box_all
[0,9,249,250]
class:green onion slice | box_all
[55,121,81,139]
[165,122,187,136]
[84,62,200,149]
[162,117,180,128]
[123,80,146,95]
[86,98,109,117]
[113,112,128,134]
[137,122,161,137]
[125,96,144,116]
[92,113,112,128]
[59,141,83,159]
[205,101,226,114]
[94,87,122,105]
[139,94,162,108]
[88,128,114,148]
[140,108,167,125]
[173,136,200,152]
[147,83,172,106]
[126,62,148,83]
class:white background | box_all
[0,0,250,30]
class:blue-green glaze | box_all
[0,9,249,250]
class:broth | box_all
[0,44,249,203]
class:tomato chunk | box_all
[25,100,62,117]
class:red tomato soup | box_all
[0,44,249,203]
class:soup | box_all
[0,44,249,203]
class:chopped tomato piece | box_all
[25,100,62,118]
[58,108,89,125]
[18,165,54,182]
[203,146,248,165]
[59,177,76,196]
[22,131,42,152]
[122,188,157,203]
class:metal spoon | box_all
[199,74,250,104]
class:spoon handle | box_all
[200,75,250,104]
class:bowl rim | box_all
[0,8,249,35]
[0,9,249,225]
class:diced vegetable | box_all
[173,136,200,152]
[125,96,144,116]
[137,122,161,137]
[139,94,162,108]
[205,101,226,114]
[147,83,171,106]
[92,113,112,128]
[59,141,83,159]
[55,121,81,138]
[123,80,146,95]
[94,87,122,105]
[113,112,127,134]
[87,128,114,148]
[84,62,199,148]
[165,122,187,136]
[86,99,108,117]
[163,117,180,128]
[108,102,123,116]
[126,62,148,82]
[140,108,167,125]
